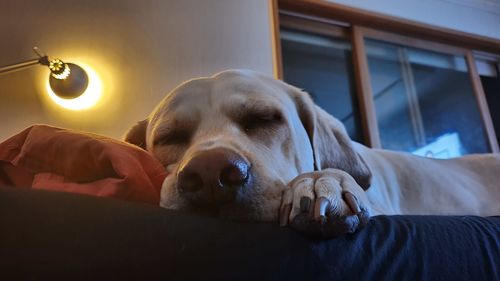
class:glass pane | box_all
[365,39,490,158]
[480,59,500,147]
[280,28,364,143]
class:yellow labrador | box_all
[125,69,500,238]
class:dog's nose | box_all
[177,148,250,205]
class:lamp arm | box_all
[0,47,90,100]
[0,56,49,75]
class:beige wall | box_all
[0,0,274,141]
[327,0,500,39]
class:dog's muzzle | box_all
[176,148,251,207]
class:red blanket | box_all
[0,125,167,204]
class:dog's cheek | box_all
[245,175,285,222]
[275,126,310,179]
[259,198,282,221]
[248,194,281,221]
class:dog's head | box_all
[125,70,371,221]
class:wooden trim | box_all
[360,27,468,56]
[474,51,500,62]
[278,0,500,54]
[351,26,381,148]
[279,14,468,56]
[269,0,283,79]
[279,9,350,27]
[466,51,500,153]
[280,14,348,38]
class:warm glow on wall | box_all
[45,62,102,111]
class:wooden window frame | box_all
[466,51,499,152]
[280,14,348,37]
[351,26,380,148]
[275,0,500,54]
[272,0,500,153]
[358,27,469,56]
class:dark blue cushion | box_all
[0,187,498,281]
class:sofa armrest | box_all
[0,187,498,281]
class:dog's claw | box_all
[318,215,327,225]
[343,192,361,213]
[279,203,292,227]
[300,197,312,213]
[314,197,330,221]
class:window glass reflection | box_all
[281,28,364,143]
[365,39,489,157]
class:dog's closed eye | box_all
[239,110,283,133]
[154,130,192,146]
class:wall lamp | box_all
[0,47,89,99]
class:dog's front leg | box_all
[280,168,371,238]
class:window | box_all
[280,27,364,142]
[365,39,489,157]
[477,57,500,147]
[275,6,499,157]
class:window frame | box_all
[272,0,500,153]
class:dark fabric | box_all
[0,187,498,281]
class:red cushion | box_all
[0,125,167,204]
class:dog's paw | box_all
[280,168,370,238]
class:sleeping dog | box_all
[125,69,500,238]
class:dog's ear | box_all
[124,119,148,150]
[289,86,372,190]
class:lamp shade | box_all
[49,63,89,99]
